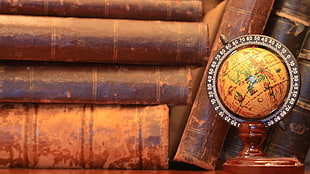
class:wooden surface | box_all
[0,169,309,174]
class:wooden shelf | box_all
[0,169,309,174]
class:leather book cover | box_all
[0,61,192,105]
[215,126,243,169]
[299,29,310,61]
[0,15,209,65]
[272,0,309,25]
[0,0,203,22]
[263,0,309,57]
[173,0,275,170]
[0,104,169,169]
[264,30,310,163]
[264,14,308,57]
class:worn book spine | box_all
[0,104,169,169]
[0,15,209,65]
[272,0,310,25]
[173,0,275,170]
[0,61,192,105]
[263,15,309,57]
[0,0,203,22]
[264,29,310,163]
[263,0,310,57]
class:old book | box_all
[263,0,310,57]
[272,0,309,26]
[0,61,191,105]
[264,15,309,57]
[264,29,310,163]
[173,0,275,170]
[215,126,243,169]
[0,15,209,65]
[0,103,169,169]
[0,0,203,22]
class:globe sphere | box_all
[217,47,289,119]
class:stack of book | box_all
[0,0,209,169]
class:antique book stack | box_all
[0,0,209,169]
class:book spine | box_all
[264,14,309,57]
[216,126,243,169]
[299,29,310,61]
[173,0,274,170]
[264,30,310,162]
[272,0,310,25]
[0,0,203,22]
[0,61,192,105]
[0,15,209,65]
[0,104,169,169]
[263,0,310,57]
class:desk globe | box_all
[206,35,303,174]
[217,47,289,119]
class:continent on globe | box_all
[217,47,289,119]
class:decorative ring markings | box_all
[206,34,300,127]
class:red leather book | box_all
[0,61,192,105]
[173,0,275,170]
[0,15,209,65]
[0,104,168,169]
[0,0,203,21]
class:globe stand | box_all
[206,34,305,174]
[222,122,304,174]
[236,122,266,157]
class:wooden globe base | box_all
[223,157,304,174]
[222,122,304,174]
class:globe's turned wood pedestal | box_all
[222,122,304,174]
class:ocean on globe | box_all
[217,47,289,119]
